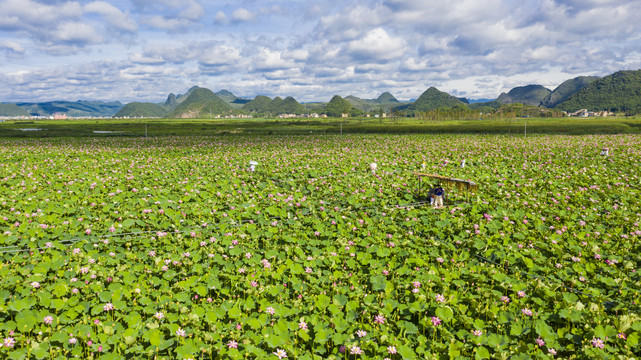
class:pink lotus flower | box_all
[265,307,276,315]
[521,308,533,316]
[591,337,605,349]
[273,348,287,359]
[3,337,15,348]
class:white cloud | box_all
[200,45,241,66]
[0,0,84,27]
[0,40,25,54]
[144,16,195,32]
[263,68,303,80]
[283,48,309,61]
[345,28,406,61]
[3,0,641,103]
[251,47,296,71]
[128,52,166,65]
[214,11,228,24]
[137,0,205,32]
[84,1,137,33]
[316,5,384,42]
[231,8,254,22]
[179,2,205,21]
[53,22,102,44]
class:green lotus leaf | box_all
[32,347,48,360]
[145,328,164,347]
[398,345,417,360]
[435,306,454,322]
[315,294,330,310]
[8,349,27,360]
[15,309,37,332]
[98,353,125,360]
[8,297,36,311]
[370,275,387,291]
[487,333,509,348]
[228,305,242,318]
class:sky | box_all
[1,0,641,103]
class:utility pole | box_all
[524,119,527,137]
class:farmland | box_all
[0,133,640,359]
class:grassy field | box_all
[2,116,641,137]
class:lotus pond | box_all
[0,134,640,360]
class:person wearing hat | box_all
[428,185,445,208]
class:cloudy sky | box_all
[1,0,641,103]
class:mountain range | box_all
[0,100,123,117]
[3,70,641,118]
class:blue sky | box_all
[1,0,641,103]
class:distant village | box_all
[567,109,614,117]
[0,107,617,121]
[1,112,391,120]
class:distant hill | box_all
[555,70,641,113]
[325,95,361,117]
[166,88,232,118]
[13,100,123,117]
[269,97,284,115]
[215,89,237,103]
[345,92,403,112]
[164,94,178,109]
[164,86,200,110]
[396,87,468,112]
[377,92,399,103]
[215,90,251,107]
[0,103,30,117]
[344,96,369,111]
[542,76,600,108]
[114,102,168,118]
[242,95,273,114]
[496,85,551,106]
[8,69,641,118]
[279,96,305,114]
[469,100,502,110]
[467,98,494,104]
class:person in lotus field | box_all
[428,185,445,208]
